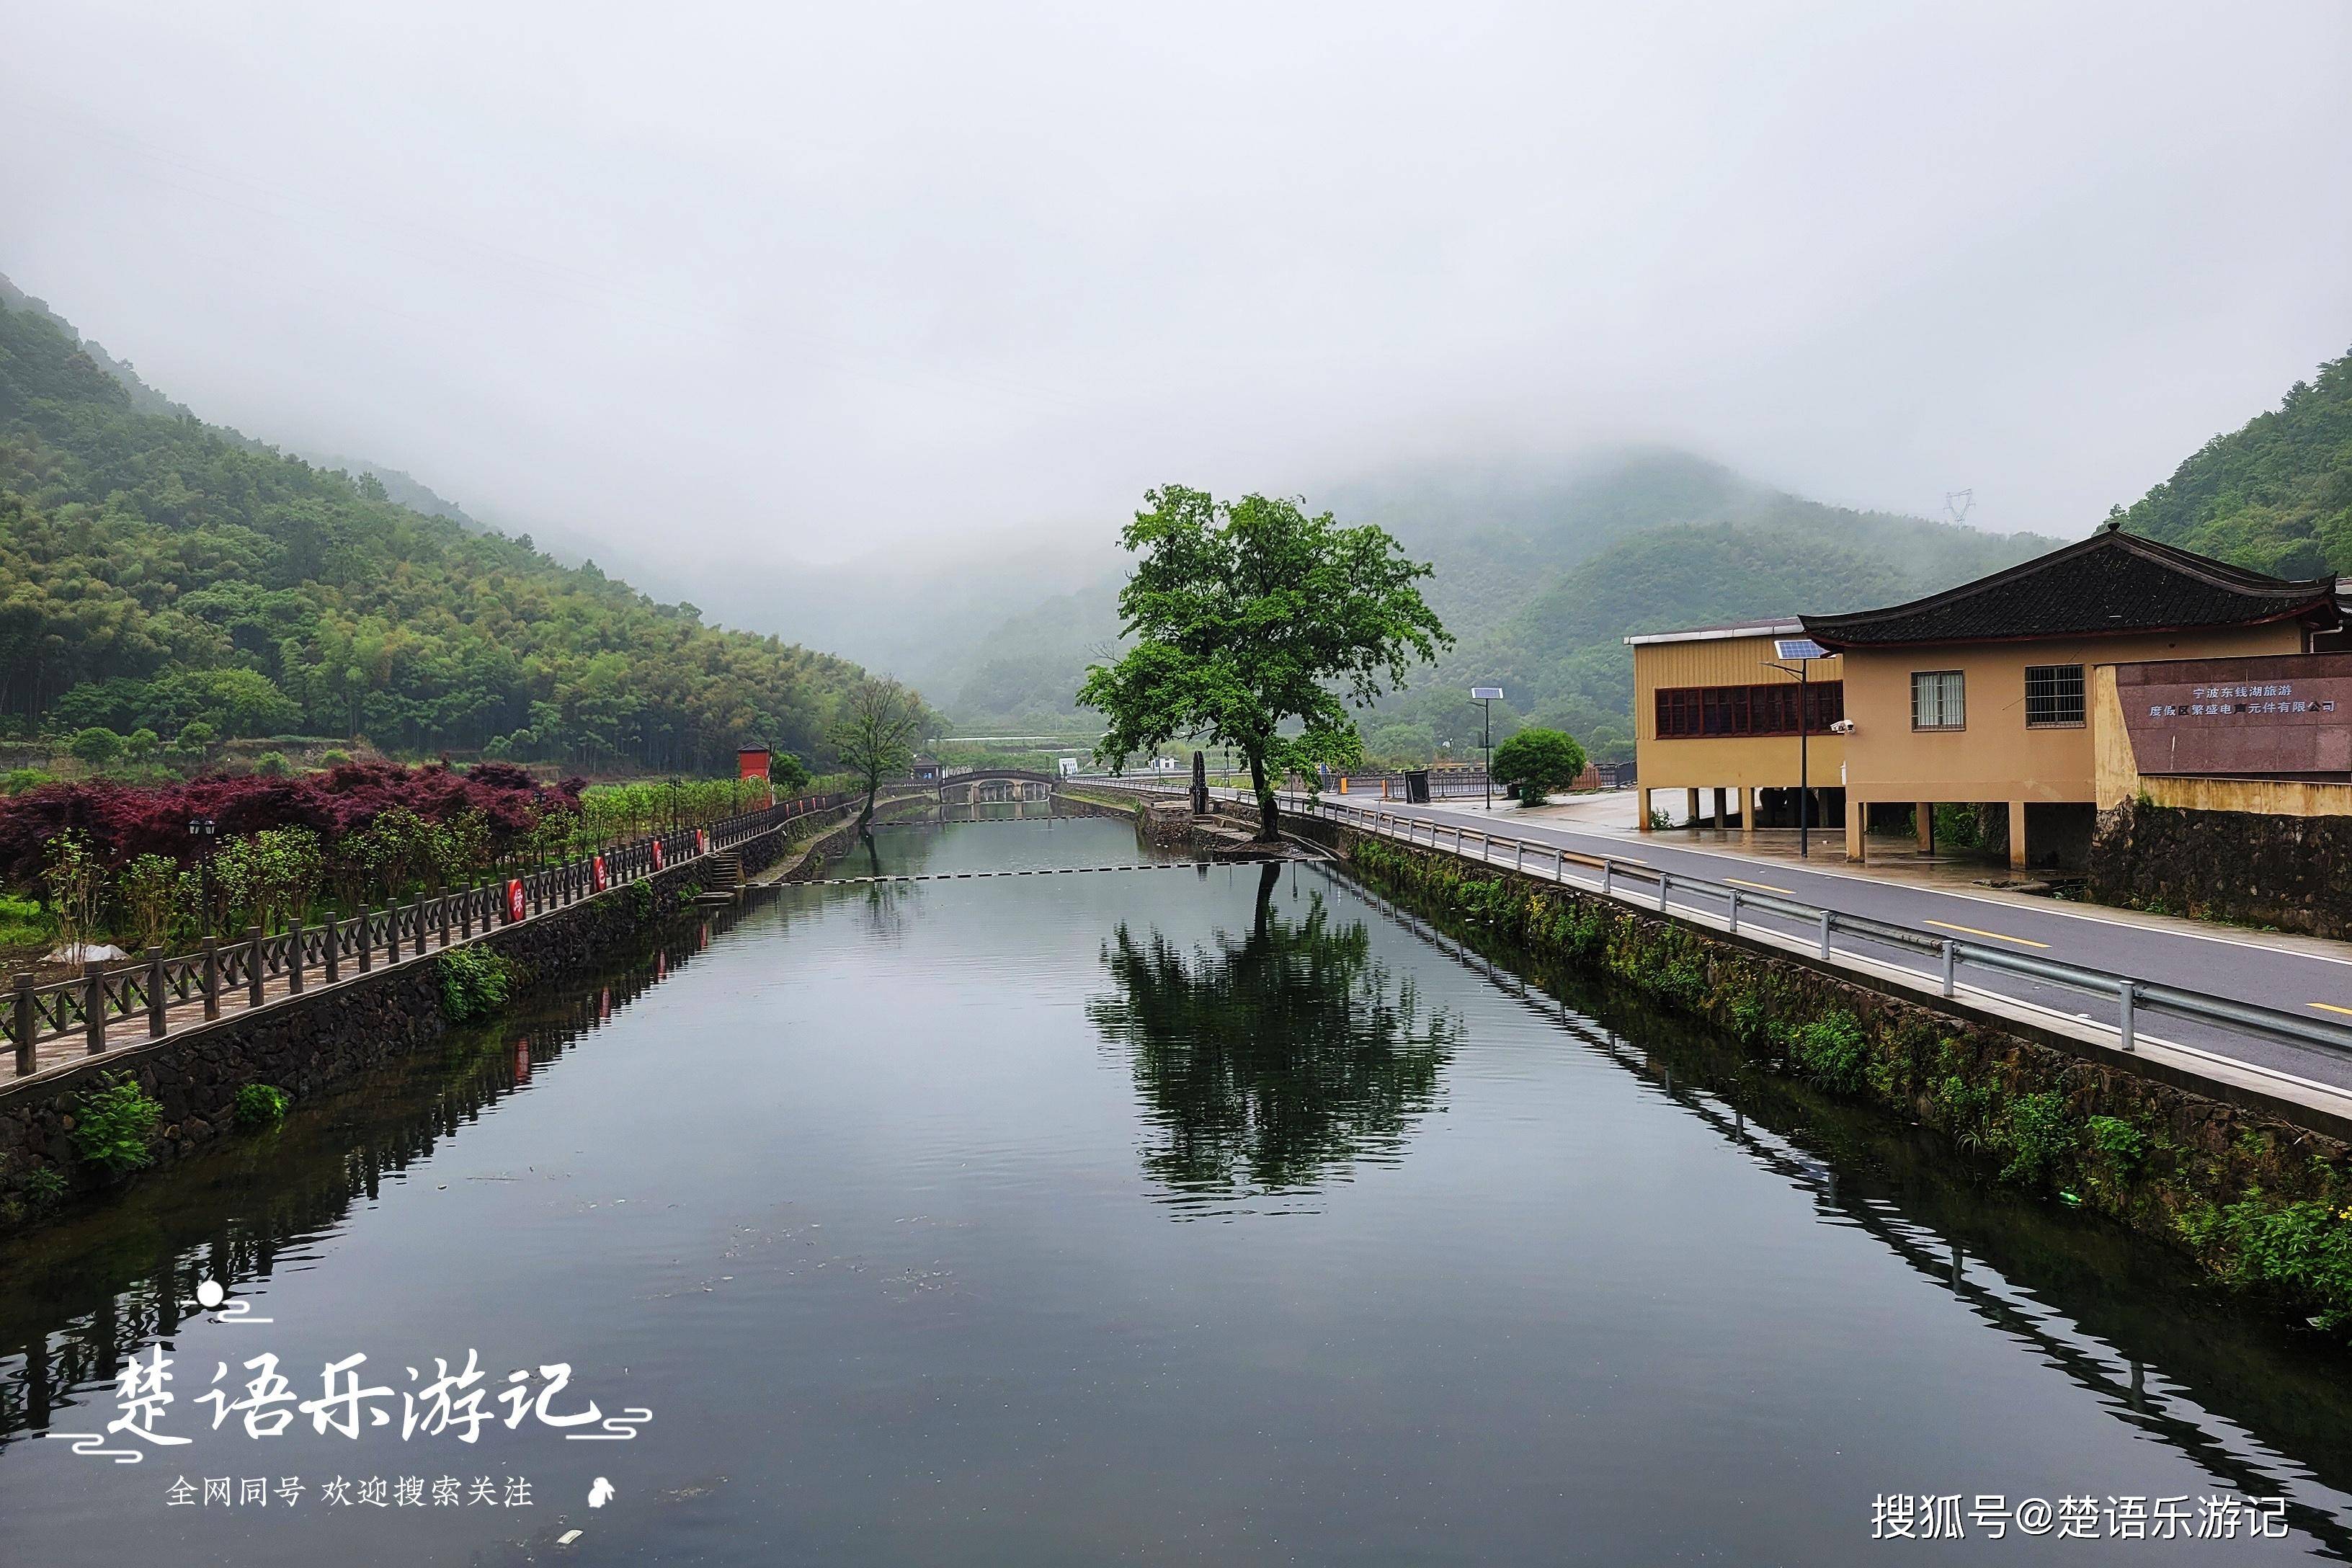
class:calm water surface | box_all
[3,815,2350,1564]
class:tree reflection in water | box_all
[1090,862,1457,1199]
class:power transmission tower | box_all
[1945,489,1974,526]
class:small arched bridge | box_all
[935,767,1059,806]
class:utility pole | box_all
[1470,687,1502,810]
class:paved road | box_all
[1121,782,2352,1097]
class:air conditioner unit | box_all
[1828,719,1856,734]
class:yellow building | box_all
[1801,527,2344,868]
[1624,620,1847,837]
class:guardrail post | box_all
[202,937,221,1020]
[1817,909,1832,959]
[146,946,166,1035]
[246,926,265,1007]
[83,963,105,1054]
[1940,939,1956,998]
[1657,871,1670,912]
[1514,840,1524,872]
[2119,981,2138,1053]
[13,972,32,1073]
[288,920,304,995]
[1601,860,1613,899]
[1727,887,1740,933]
[1554,847,1564,883]
[324,916,340,984]
[357,911,374,973]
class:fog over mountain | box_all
[2,4,2346,619]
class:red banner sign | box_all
[592,855,609,893]
[505,879,526,923]
[695,829,708,855]
[651,839,665,871]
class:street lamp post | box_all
[1765,638,1829,858]
[187,816,218,936]
[1470,687,1502,811]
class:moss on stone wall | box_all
[1336,827,2352,1339]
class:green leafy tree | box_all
[117,853,186,950]
[123,727,161,766]
[42,830,104,956]
[1489,726,1587,803]
[829,677,926,834]
[68,727,123,772]
[175,721,218,767]
[1078,486,1451,839]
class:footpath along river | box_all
[1,813,2350,1564]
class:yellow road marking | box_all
[1925,919,2049,950]
[2312,1002,2352,1019]
[1725,876,1796,896]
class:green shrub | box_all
[437,945,514,1022]
[1790,1012,1870,1095]
[0,893,52,948]
[2180,1193,2352,1332]
[71,1073,163,1174]
[320,748,353,767]
[1998,1090,2072,1187]
[251,750,293,778]
[1728,993,1772,1045]
[23,1166,67,1208]
[1936,1073,2003,1152]
[2085,1115,2147,1172]
[233,1083,292,1129]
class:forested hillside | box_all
[943,452,2059,762]
[0,281,871,772]
[2117,347,2352,578]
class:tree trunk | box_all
[1247,749,1281,841]
[857,780,878,836]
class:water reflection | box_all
[0,925,707,1449]
[1091,861,1458,1204]
[1337,865,2352,1556]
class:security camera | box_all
[1828,719,1856,734]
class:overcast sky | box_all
[5,2,2350,584]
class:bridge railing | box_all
[1106,779,2352,1066]
[4,788,855,1078]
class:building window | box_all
[2023,664,2085,728]
[1654,681,1843,739]
[1911,670,1966,730]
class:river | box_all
[1,814,2348,1564]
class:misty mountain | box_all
[926,452,2062,760]
[0,277,872,770]
[2116,344,2352,579]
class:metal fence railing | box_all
[1111,781,2352,1066]
[5,790,855,1079]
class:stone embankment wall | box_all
[1289,814,2352,1340]
[0,806,854,1235]
[2089,799,2352,940]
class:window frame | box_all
[1653,680,1843,739]
[2023,663,2087,729]
[1910,669,1966,731]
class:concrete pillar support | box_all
[1685,788,1701,830]
[1637,790,1654,834]
[1742,786,1757,837]
[1916,802,1935,854]
[1845,796,1867,863]
[1709,788,1725,829]
[2008,801,2029,869]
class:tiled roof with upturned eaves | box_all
[1799,528,2338,649]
